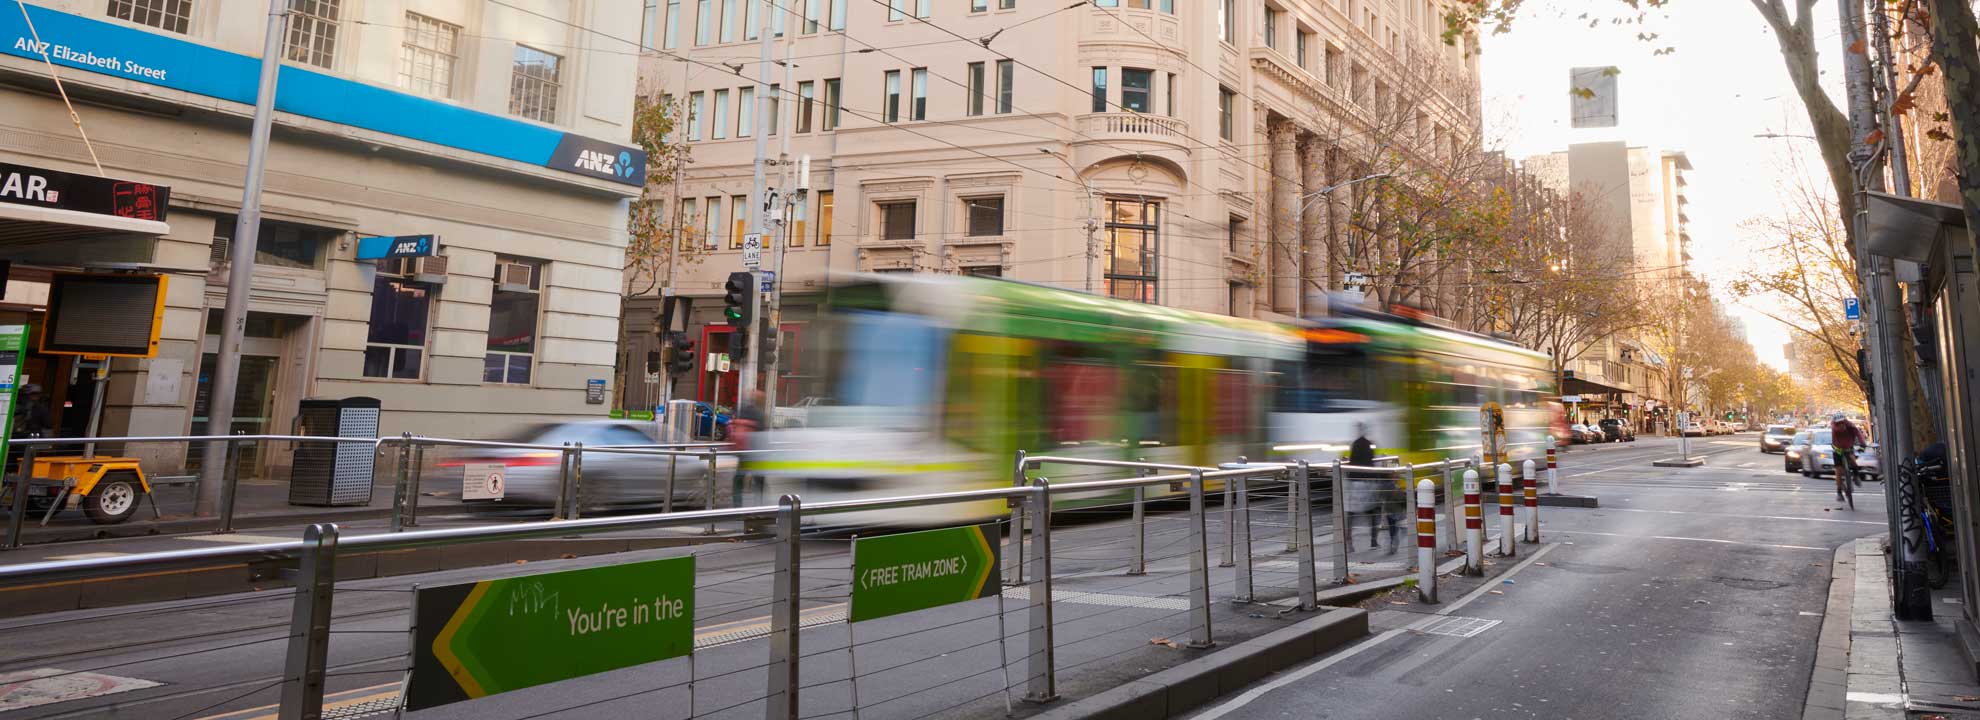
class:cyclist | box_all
[1830,413,1865,505]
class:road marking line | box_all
[0,668,161,712]
[192,683,401,720]
[1550,529,1827,551]
[1600,507,1884,525]
[1191,544,1558,720]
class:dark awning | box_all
[1863,191,1962,263]
[1560,371,1632,397]
[0,162,170,253]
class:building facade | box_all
[626,0,1481,410]
[1,0,645,475]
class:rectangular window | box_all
[1325,45,1344,87]
[484,257,544,385]
[712,88,729,138]
[681,197,699,247]
[696,0,712,44]
[880,201,916,240]
[730,194,748,248]
[720,0,738,42]
[1166,72,1176,116]
[823,78,842,129]
[889,0,905,20]
[215,217,330,269]
[965,265,1003,277]
[704,196,723,248]
[1217,0,1234,44]
[738,86,755,137]
[398,13,460,99]
[284,0,340,69]
[829,0,846,29]
[509,45,562,123]
[910,68,928,120]
[744,0,759,40]
[773,0,785,36]
[967,61,986,116]
[883,70,901,122]
[1227,216,1241,252]
[1296,29,1310,69]
[687,91,705,140]
[1104,197,1160,303]
[107,0,192,34]
[972,0,987,11]
[996,60,1015,113]
[1264,7,1279,49]
[1159,0,1171,11]
[797,81,815,132]
[1091,67,1108,112]
[966,196,1004,236]
[363,269,433,380]
[792,192,808,247]
[642,0,659,47]
[917,0,931,16]
[816,190,835,246]
[767,83,779,135]
[1121,68,1152,113]
[664,0,680,48]
[1218,86,1235,141]
[803,0,820,32]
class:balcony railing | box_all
[1077,112,1189,142]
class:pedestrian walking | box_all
[1347,424,1400,552]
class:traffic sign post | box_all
[406,556,695,710]
[850,524,1001,623]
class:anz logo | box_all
[573,149,639,180]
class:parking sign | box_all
[1844,297,1860,320]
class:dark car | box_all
[1597,418,1635,442]
[1760,424,1796,454]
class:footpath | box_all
[1819,536,1980,719]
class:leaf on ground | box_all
[1149,637,1178,648]
[1389,600,1411,605]
[560,554,577,559]
[514,559,529,564]
[1953,695,1980,701]
[1488,590,1505,595]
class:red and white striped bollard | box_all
[1462,469,1483,575]
[1522,459,1539,543]
[1497,462,1516,557]
[1417,478,1437,602]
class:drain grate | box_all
[1419,616,1501,638]
[323,696,403,720]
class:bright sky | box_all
[1478,0,1848,371]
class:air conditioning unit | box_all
[496,261,535,293]
[411,254,449,284]
[209,237,230,268]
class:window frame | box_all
[883,70,902,122]
[879,200,917,241]
[712,88,730,139]
[1091,66,1108,113]
[1121,67,1153,113]
[797,81,815,132]
[397,12,461,99]
[967,61,986,116]
[363,268,436,381]
[483,257,548,385]
[106,0,193,34]
[964,195,1006,237]
[283,0,341,69]
[1217,86,1236,141]
[823,78,843,129]
[816,190,835,246]
[910,67,928,121]
[508,44,563,124]
[996,60,1015,114]
[1103,196,1161,303]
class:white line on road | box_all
[1550,529,1828,551]
[1191,544,1559,720]
[1599,507,1885,525]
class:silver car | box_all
[430,421,735,510]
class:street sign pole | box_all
[763,39,796,422]
[199,0,285,517]
[737,0,775,433]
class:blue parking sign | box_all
[1844,297,1860,320]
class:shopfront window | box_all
[363,266,432,379]
[213,216,334,270]
[486,257,545,384]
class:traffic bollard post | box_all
[1416,479,1437,603]
[1220,474,1236,568]
[1025,478,1059,702]
[1330,459,1348,583]
[1522,460,1540,543]
[1234,473,1253,602]
[1187,469,1214,648]
[767,495,801,719]
[1294,460,1316,610]
[567,442,585,521]
[702,450,718,535]
[1438,460,1456,552]
[1462,469,1483,575]
[1008,450,1028,585]
[1128,466,1148,576]
[1547,445,1560,495]
[277,523,338,719]
[1497,462,1516,557]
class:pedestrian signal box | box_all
[40,273,168,357]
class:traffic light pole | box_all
[737,0,775,427]
[764,39,795,419]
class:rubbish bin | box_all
[289,396,381,506]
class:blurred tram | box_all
[745,275,1555,525]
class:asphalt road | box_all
[1186,433,1884,720]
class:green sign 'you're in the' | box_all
[850,524,1001,623]
[407,556,695,711]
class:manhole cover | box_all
[1419,616,1501,638]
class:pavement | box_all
[1179,433,1895,720]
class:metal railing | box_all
[0,444,1509,718]
[0,432,756,549]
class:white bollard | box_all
[1546,445,1559,495]
[1416,478,1437,603]
[1462,469,1483,575]
[1522,460,1540,543]
[1497,462,1515,557]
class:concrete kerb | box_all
[1028,607,1370,720]
[1802,538,1859,720]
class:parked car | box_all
[1855,443,1883,481]
[432,421,736,510]
[1784,431,1812,473]
[1760,425,1797,454]
[1597,418,1635,442]
[1683,421,1708,437]
[1569,423,1600,444]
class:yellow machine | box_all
[22,456,153,525]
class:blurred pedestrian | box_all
[1347,424,1400,552]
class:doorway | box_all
[192,311,308,472]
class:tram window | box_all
[1126,362,1180,447]
[1045,362,1118,446]
[831,310,946,410]
[1214,371,1251,439]
[1279,353,1373,413]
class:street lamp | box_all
[1294,171,1394,318]
[1040,148,1102,294]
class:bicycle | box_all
[1833,446,1858,509]
[1910,455,1956,589]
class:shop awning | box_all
[0,162,171,263]
[1864,191,1962,263]
[1560,371,1633,398]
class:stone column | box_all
[1299,136,1328,301]
[1270,120,1299,313]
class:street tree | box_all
[1729,165,1867,399]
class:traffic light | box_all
[724,271,756,360]
[645,349,662,375]
[759,327,780,368]
[668,334,697,376]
